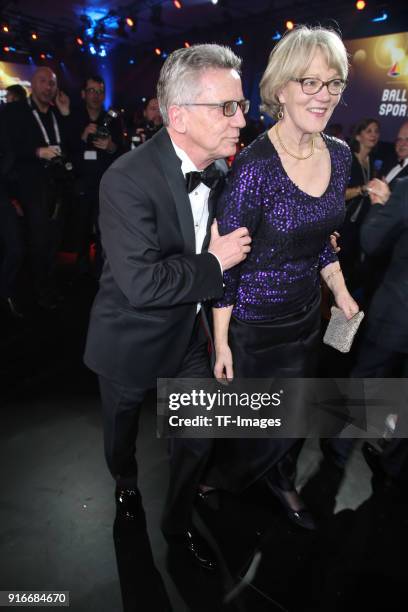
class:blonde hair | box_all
[260,26,348,119]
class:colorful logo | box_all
[388,62,400,77]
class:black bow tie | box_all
[185,163,224,193]
[399,159,405,167]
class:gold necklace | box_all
[275,123,315,160]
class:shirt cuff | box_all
[208,251,223,276]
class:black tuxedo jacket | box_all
[388,163,408,190]
[361,177,408,353]
[84,128,225,387]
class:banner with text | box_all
[157,378,408,438]
[333,31,408,141]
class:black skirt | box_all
[206,294,321,492]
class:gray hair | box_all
[157,43,242,125]
[260,26,349,120]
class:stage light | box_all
[272,31,282,41]
[161,51,168,59]
[31,32,38,40]
[76,37,84,46]
[155,47,161,55]
[3,46,10,52]
[356,1,366,10]
[126,15,137,32]
[46,53,53,59]
[40,53,46,59]
[372,11,388,22]
[173,0,182,8]
[89,44,97,55]
[99,45,107,57]
[129,58,135,64]
[184,41,190,48]
[211,0,219,4]
[2,25,9,33]
[285,20,294,30]
[235,36,244,46]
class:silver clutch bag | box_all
[323,306,365,353]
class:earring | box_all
[277,105,284,121]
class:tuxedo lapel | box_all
[153,128,196,254]
[390,164,408,190]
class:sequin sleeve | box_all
[318,239,338,270]
[213,158,265,308]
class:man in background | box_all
[72,75,124,278]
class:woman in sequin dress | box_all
[211,26,359,530]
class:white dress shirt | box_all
[171,140,210,255]
[170,140,223,311]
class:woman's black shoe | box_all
[267,482,317,530]
[165,526,217,571]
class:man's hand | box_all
[366,178,390,205]
[93,135,116,153]
[36,145,60,160]
[81,123,98,142]
[55,89,70,116]
[208,220,251,271]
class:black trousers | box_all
[355,338,408,483]
[75,184,103,277]
[0,192,24,299]
[98,312,213,534]
[18,174,69,295]
[330,336,408,468]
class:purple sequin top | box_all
[214,132,352,321]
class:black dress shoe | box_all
[267,483,317,531]
[166,527,217,571]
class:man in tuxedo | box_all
[383,121,408,188]
[354,176,408,483]
[84,44,250,572]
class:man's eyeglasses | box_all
[291,78,347,96]
[181,99,250,117]
[85,87,105,96]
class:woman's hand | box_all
[214,344,234,382]
[334,289,360,320]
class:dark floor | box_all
[1,267,407,612]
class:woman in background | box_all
[340,118,380,298]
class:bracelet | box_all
[324,267,342,283]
